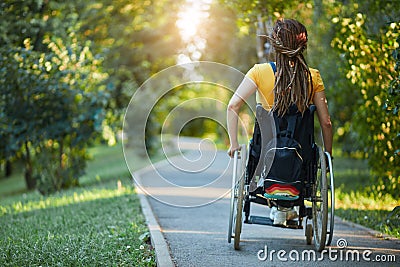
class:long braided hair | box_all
[264,19,313,116]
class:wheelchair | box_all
[228,104,335,252]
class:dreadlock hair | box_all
[264,19,313,116]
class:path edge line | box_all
[134,170,175,267]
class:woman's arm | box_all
[313,91,333,155]
[227,77,257,157]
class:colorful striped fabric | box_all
[265,183,300,196]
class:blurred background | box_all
[0,0,399,216]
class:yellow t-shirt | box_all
[246,63,325,110]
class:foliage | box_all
[201,2,258,72]
[143,1,260,153]
[0,0,109,193]
[219,0,302,24]
[1,0,398,199]
[331,155,399,238]
[221,0,400,198]
[87,0,184,155]
[385,35,400,156]
[78,0,184,129]
[0,0,185,191]
[0,36,107,194]
[331,9,400,197]
[151,83,229,135]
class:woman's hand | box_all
[227,143,241,158]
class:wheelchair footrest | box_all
[247,216,273,225]
[246,216,303,229]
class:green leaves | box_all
[0,1,108,193]
[1,0,187,192]
[331,1,400,198]
[386,36,400,119]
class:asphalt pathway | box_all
[134,139,399,267]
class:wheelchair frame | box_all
[227,105,335,252]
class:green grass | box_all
[0,162,27,197]
[335,208,399,238]
[332,154,400,238]
[0,144,156,267]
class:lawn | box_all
[0,144,156,267]
[332,155,400,238]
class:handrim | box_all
[312,147,328,252]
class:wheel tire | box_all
[325,152,335,246]
[227,181,236,243]
[234,174,245,250]
[228,150,240,243]
[233,145,246,250]
[312,147,328,252]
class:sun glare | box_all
[176,0,211,42]
[176,0,211,64]
[176,8,200,41]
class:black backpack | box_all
[261,62,303,200]
[261,110,303,200]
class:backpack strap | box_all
[269,62,276,74]
[286,115,297,138]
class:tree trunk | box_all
[58,139,64,189]
[32,0,49,51]
[59,139,64,170]
[5,160,12,177]
[313,0,323,26]
[24,142,36,190]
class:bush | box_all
[332,14,400,198]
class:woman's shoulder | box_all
[309,67,321,75]
[254,62,273,69]
[309,67,324,91]
[246,62,275,87]
[248,62,274,74]
[309,67,323,80]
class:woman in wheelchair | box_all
[227,19,333,227]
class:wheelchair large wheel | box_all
[312,147,328,252]
[227,145,246,250]
[325,152,335,246]
[234,168,245,250]
[227,150,239,244]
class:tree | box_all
[0,1,108,193]
[330,1,400,197]
[200,2,257,72]
[0,0,187,191]
[219,0,300,23]
[75,0,184,153]
[216,0,400,198]
[385,36,400,195]
[0,35,107,193]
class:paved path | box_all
[134,139,399,266]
